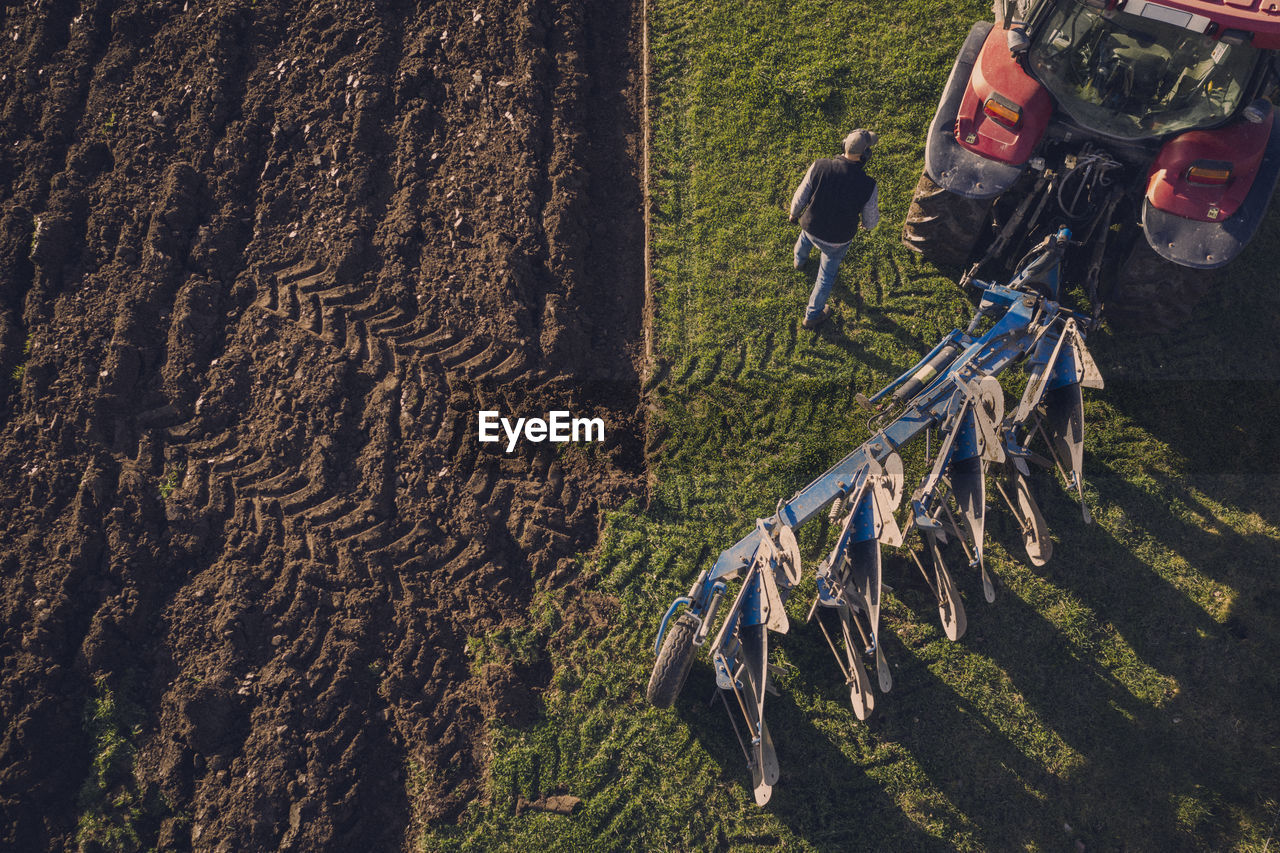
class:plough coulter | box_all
[646,228,1105,805]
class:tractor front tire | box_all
[646,611,699,709]
[1106,239,1210,333]
[902,172,993,268]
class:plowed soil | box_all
[0,0,645,849]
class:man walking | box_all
[789,129,881,329]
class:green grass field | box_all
[422,1,1280,849]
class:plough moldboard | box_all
[647,228,1105,805]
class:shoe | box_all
[803,306,832,330]
[793,255,808,270]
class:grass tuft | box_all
[76,676,181,853]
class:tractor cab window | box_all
[1028,0,1258,139]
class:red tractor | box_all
[903,0,1280,328]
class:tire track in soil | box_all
[0,0,645,850]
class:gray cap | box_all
[843,129,879,156]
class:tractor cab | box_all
[906,0,1280,283]
[1027,0,1261,139]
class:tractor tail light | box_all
[983,94,1023,130]
[1185,160,1233,185]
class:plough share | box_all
[647,228,1104,805]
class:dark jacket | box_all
[790,158,877,245]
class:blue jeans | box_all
[795,230,852,324]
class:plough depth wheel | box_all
[647,611,699,709]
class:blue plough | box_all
[646,228,1104,804]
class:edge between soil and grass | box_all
[418,1,1280,851]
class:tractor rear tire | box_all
[902,172,993,268]
[646,611,699,709]
[1106,239,1210,333]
